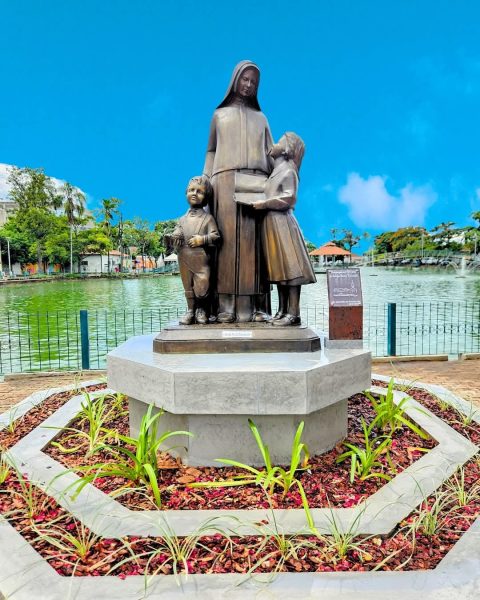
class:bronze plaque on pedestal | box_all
[327,268,363,340]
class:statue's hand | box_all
[252,200,267,210]
[187,235,204,248]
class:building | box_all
[78,250,127,274]
[0,200,17,225]
[309,242,359,267]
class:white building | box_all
[78,250,128,274]
[0,200,17,225]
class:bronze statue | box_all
[203,60,273,323]
[252,133,316,325]
[167,176,220,325]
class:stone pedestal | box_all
[153,322,321,354]
[107,333,371,466]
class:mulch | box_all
[0,380,479,577]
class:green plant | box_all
[5,405,20,435]
[445,466,480,507]
[112,516,235,585]
[32,519,100,563]
[48,392,116,457]
[365,379,429,439]
[190,419,314,527]
[409,490,452,537]
[244,508,315,580]
[10,469,49,521]
[336,418,393,483]
[452,402,478,427]
[72,404,192,508]
[0,455,10,484]
[313,507,369,563]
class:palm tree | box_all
[61,182,86,274]
[99,198,121,274]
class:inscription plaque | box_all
[327,269,363,307]
[327,268,363,340]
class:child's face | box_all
[186,182,206,208]
[269,135,287,159]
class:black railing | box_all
[0,302,479,374]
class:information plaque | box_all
[327,269,363,307]
[327,268,363,340]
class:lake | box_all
[0,267,479,373]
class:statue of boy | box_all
[167,176,220,325]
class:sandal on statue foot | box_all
[271,314,301,326]
[272,311,285,321]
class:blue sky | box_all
[1,0,479,251]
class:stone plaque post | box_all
[327,268,363,340]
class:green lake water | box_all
[1,267,480,313]
[0,267,479,372]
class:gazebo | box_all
[309,241,354,269]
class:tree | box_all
[472,211,480,228]
[7,167,61,212]
[304,239,316,253]
[126,218,153,272]
[98,198,121,274]
[154,219,178,256]
[59,182,86,274]
[430,221,458,248]
[7,167,62,273]
[337,229,369,253]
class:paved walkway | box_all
[0,360,478,413]
[373,359,480,406]
[0,372,105,413]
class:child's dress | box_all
[261,162,316,286]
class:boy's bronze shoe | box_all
[179,310,195,325]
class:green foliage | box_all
[141,517,233,581]
[155,219,179,255]
[32,519,100,563]
[365,379,429,439]
[409,490,452,537]
[445,466,480,507]
[374,227,427,254]
[190,419,314,529]
[336,418,393,483]
[49,392,123,457]
[7,166,60,212]
[314,507,369,562]
[0,455,10,485]
[72,404,192,507]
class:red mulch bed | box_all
[0,383,107,450]
[0,380,479,577]
[1,458,479,577]
[44,391,437,510]
[372,379,480,446]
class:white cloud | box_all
[0,163,87,203]
[338,173,436,230]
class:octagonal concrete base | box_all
[107,334,371,466]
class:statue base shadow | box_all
[107,326,371,466]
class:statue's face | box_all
[186,182,206,208]
[236,68,258,98]
[269,135,287,159]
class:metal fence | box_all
[0,302,479,374]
